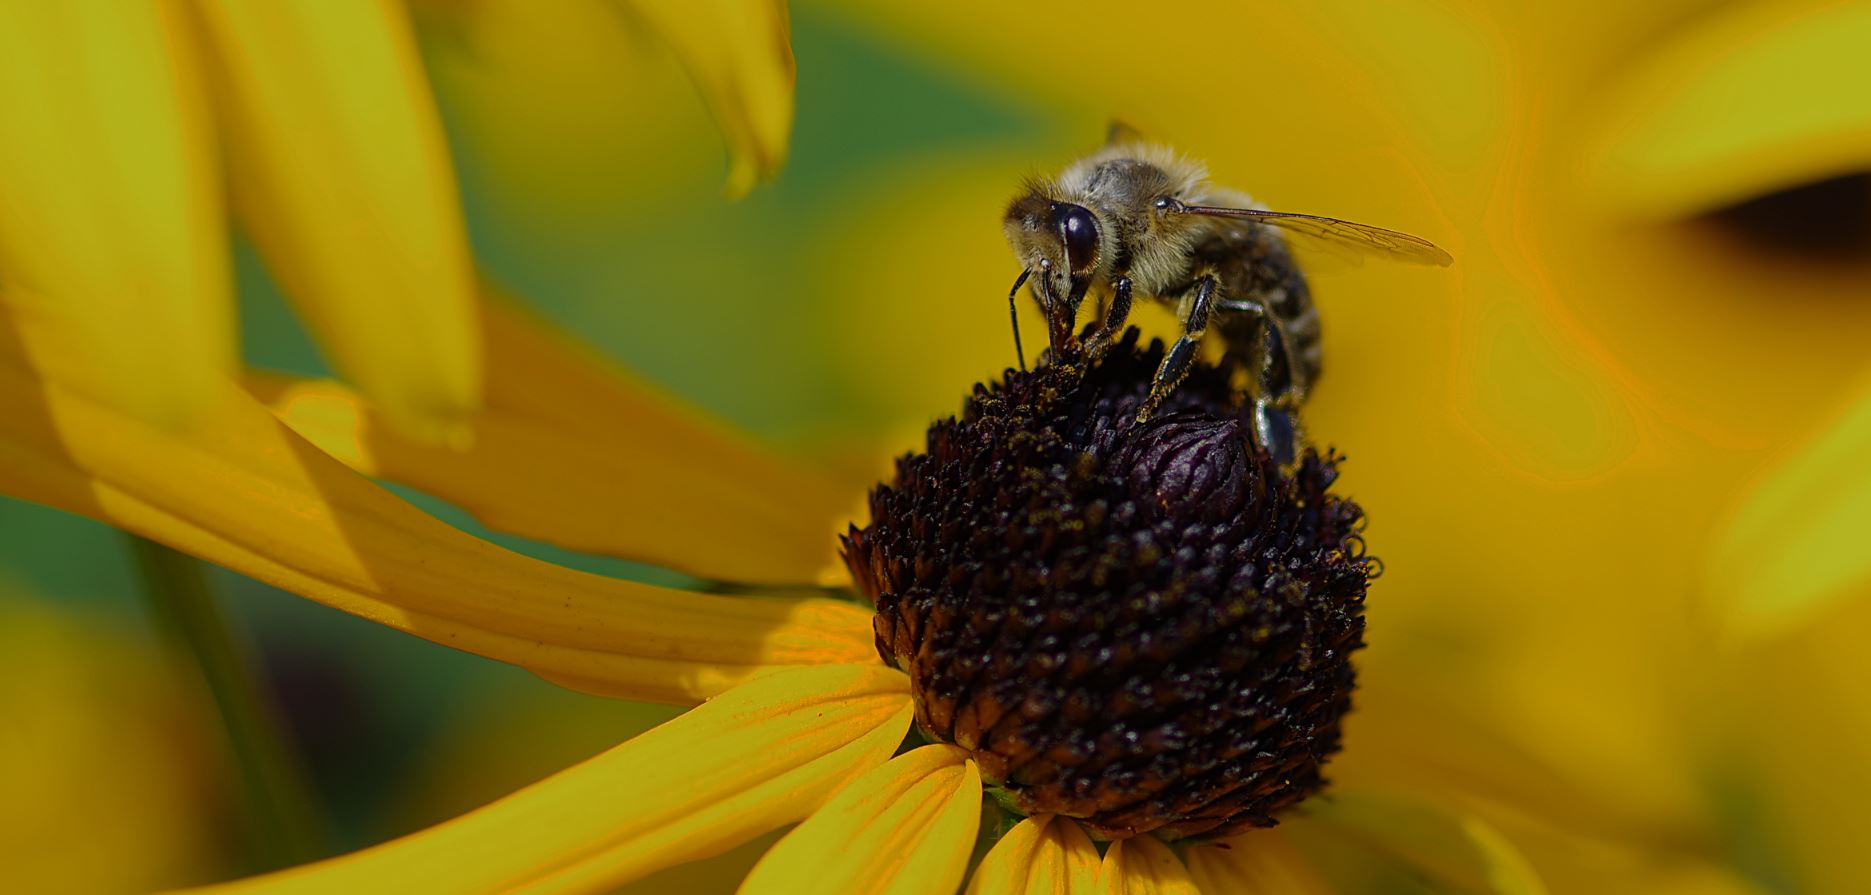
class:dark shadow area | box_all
[1703,171,1871,261]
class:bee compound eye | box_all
[1050,203,1100,273]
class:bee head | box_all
[1004,190,1103,310]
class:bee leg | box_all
[1086,275,1133,361]
[1043,282,1081,358]
[1252,402,1298,467]
[1006,269,1032,371]
[1250,316,1303,466]
[1136,273,1216,423]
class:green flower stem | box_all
[130,536,327,870]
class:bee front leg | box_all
[1136,273,1216,423]
[1086,274,1133,361]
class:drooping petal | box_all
[1182,828,1330,895]
[0,1,234,426]
[1704,378,1871,640]
[964,815,1100,895]
[0,356,875,705]
[1588,0,1871,219]
[621,0,794,196]
[187,0,480,441]
[249,291,853,584]
[1097,836,1197,895]
[739,745,983,895]
[185,665,912,894]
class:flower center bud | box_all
[842,330,1374,841]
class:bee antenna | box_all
[1007,269,1031,372]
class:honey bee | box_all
[1003,123,1452,464]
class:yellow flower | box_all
[1,283,1569,893]
[0,0,1841,893]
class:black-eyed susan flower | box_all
[4,0,1855,893]
[4,289,1529,892]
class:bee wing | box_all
[1179,205,1455,267]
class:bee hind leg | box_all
[1249,313,1305,466]
[1135,273,1215,422]
[1252,401,1299,467]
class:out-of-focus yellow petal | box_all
[622,0,794,196]
[1182,828,1329,895]
[0,353,875,705]
[187,665,912,895]
[964,815,1099,895]
[409,0,727,213]
[0,1,233,426]
[1588,0,1871,219]
[1473,805,1775,895]
[1704,378,1871,640]
[1723,589,1871,895]
[1304,792,1547,895]
[1097,836,1197,895]
[249,291,853,584]
[0,599,227,892]
[739,745,982,895]
[187,0,480,440]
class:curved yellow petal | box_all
[1302,792,1547,895]
[1705,377,1871,640]
[0,354,875,705]
[187,0,480,440]
[1588,0,1871,218]
[622,0,794,196]
[1182,828,1329,895]
[185,665,912,895]
[739,745,983,895]
[964,816,1100,895]
[249,290,853,584]
[0,0,234,426]
[1097,837,1197,895]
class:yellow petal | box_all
[0,599,225,892]
[250,290,853,584]
[1303,792,1546,895]
[184,665,912,894]
[1726,594,1871,895]
[409,0,735,213]
[0,355,875,705]
[1182,828,1330,895]
[739,745,983,895]
[1705,378,1871,640]
[964,816,1100,895]
[0,0,234,425]
[622,0,794,196]
[1588,0,1871,218]
[1097,837,1197,895]
[187,0,480,440]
